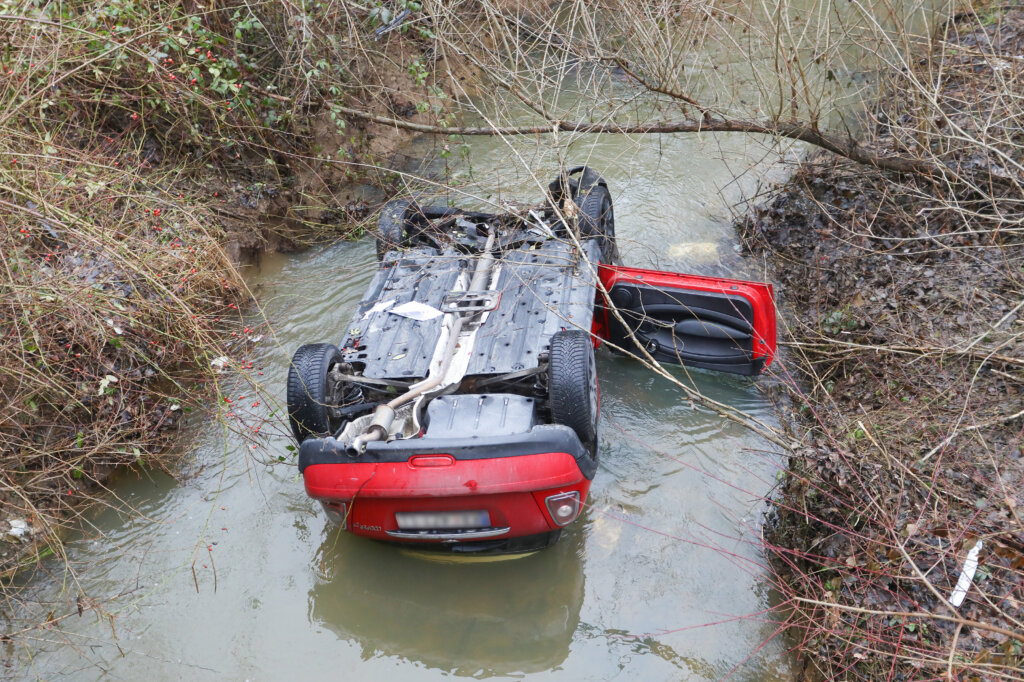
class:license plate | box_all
[395,510,491,530]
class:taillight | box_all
[321,501,348,527]
[544,491,581,527]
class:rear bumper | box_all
[299,423,595,549]
[303,451,592,546]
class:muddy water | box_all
[9,141,796,680]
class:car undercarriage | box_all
[287,167,776,553]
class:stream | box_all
[8,132,799,682]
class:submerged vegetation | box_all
[1,0,1021,677]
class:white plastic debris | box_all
[210,356,230,372]
[363,298,396,318]
[949,539,983,608]
[97,374,118,394]
[6,519,30,543]
[389,301,442,321]
[667,241,721,264]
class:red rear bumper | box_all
[303,452,591,544]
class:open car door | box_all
[597,264,777,376]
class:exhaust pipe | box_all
[347,404,396,455]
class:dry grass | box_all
[0,121,249,575]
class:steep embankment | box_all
[742,7,1024,680]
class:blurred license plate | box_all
[395,510,490,530]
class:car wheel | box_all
[548,330,599,451]
[287,342,343,443]
[548,166,617,262]
[376,199,416,261]
[575,182,617,263]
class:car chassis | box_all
[289,167,776,555]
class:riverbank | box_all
[741,7,1024,679]
[0,2,452,578]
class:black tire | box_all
[548,330,599,450]
[575,183,617,263]
[376,199,416,261]
[287,342,343,443]
[548,166,617,262]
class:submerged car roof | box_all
[341,239,602,381]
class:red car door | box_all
[596,264,777,376]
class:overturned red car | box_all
[288,167,776,555]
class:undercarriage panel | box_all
[340,240,600,381]
[340,247,466,380]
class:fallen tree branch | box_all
[329,103,951,178]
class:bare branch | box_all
[331,103,951,177]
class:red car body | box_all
[291,168,776,555]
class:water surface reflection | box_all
[309,531,585,676]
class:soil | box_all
[167,29,484,264]
[739,9,1024,680]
